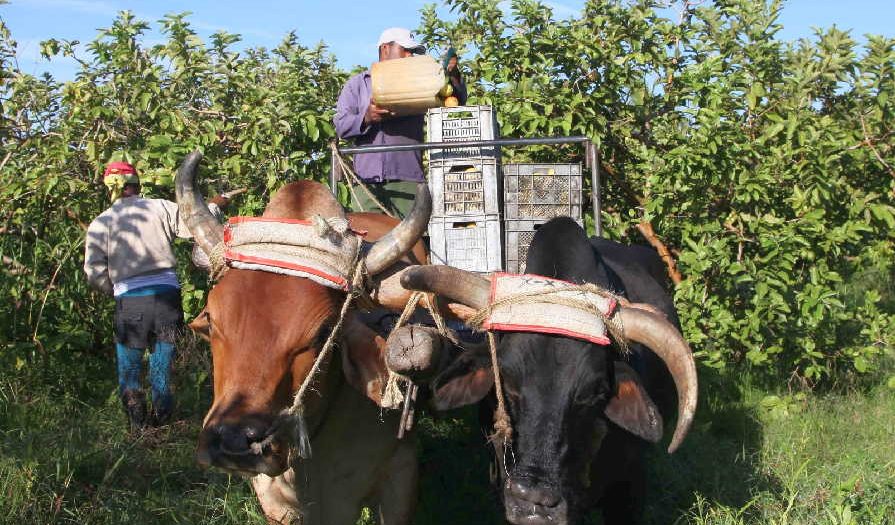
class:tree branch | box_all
[0,150,11,171]
[636,220,683,285]
[859,112,895,179]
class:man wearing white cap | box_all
[334,27,466,217]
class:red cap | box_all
[103,162,137,177]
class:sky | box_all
[3,0,894,81]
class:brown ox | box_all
[175,152,430,525]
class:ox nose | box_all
[504,476,568,525]
[197,415,288,476]
[508,478,561,508]
[218,421,269,455]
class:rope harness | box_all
[233,252,368,460]
[330,141,396,218]
[283,250,367,458]
[382,291,458,438]
[466,282,628,353]
[464,281,629,446]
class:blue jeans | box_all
[114,285,182,421]
[116,341,175,417]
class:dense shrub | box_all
[2,0,893,383]
[418,0,895,382]
[0,11,345,356]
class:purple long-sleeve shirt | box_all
[334,71,425,183]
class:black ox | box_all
[387,217,697,525]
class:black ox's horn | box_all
[398,264,698,454]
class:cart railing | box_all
[331,135,603,236]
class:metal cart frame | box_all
[332,136,603,236]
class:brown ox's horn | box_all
[175,151,224,259]
[616,308,697,453]
[363,183,432,275]
[400,265,697,454]
[399,265,489,309]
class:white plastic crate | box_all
[429,161,501,216]
[503,163,583,221]
[504,217,583,274]
[428,214,502,274]
[426,105,500,165]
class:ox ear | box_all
[189,309,211,342]
[341,313,391,405]
[430,344,494,411]
[605,361,663,443]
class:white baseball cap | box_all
[377,27,425,53]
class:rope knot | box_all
[207,241,228,281]
[312,215,351,243]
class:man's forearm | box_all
[335,106,372,139]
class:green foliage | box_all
[417,0,895,382]
[1,12,345,358]
[2,2,894,383]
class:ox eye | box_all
[313,322,335,348]
[575,389,607,408]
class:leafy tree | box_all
[418,0,895,382]
[1,2,893,383]
[0,11,345,358]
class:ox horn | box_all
[615,308,697,453]
[399,264,697,454]
[175,151,224,259]
[363,183,432,275]
[400,265,490,309]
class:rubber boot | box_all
[121,389,148,431]
[150,404,173,427]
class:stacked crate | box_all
[503,163,584,273]
[426,106,503,273]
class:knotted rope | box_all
[206,241,229,281]
[487,331,513,445]
[380,291,424,408]
[381,291,457,410]
[466,282,630,445]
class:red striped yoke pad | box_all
[223,216,365,291]
[482,273,617,345]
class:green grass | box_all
[1,343,893,524]
[641,369,895,525]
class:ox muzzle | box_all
[197,412,289,476]
[492,451,580,525]
[503,475,570,525]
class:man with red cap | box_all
[84,158,226,430]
